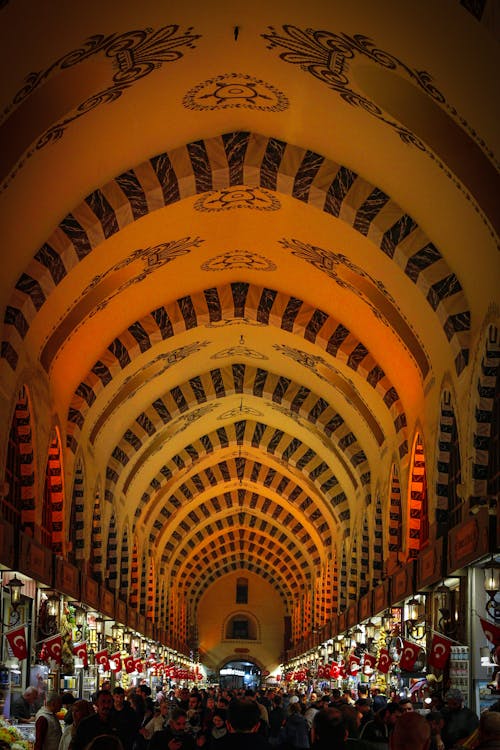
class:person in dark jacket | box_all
[475,711,500,750]
[73,690,120,750]
[111,686,141,750]
[441,689,479,749]
[280,702,310,750]
[269,695,287,746]
[359,702,403,746]
[150,708,197,750]
[219,699,271,750]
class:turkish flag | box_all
[124,655,135,674]
[45,634,62,664]
[376,648,393,674]
[399,640,422,671]
[317,665,324,678]
[110,653,122,672]
[428,634,452,670]
[363,653,376,673]
[6,626,28,660]
[480,617,500,646]
[329,662,340,678]
[95,649,110,671]
[134,658,143,673]
[72,641,88,667]
[348,655,360,675]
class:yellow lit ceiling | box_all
[0,1,498,631]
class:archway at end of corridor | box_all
[217,660,262,691]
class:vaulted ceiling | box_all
[0,1,498,621]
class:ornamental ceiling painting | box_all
[0,0,498,663]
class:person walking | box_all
[389,712,431,750]
[111,686,141,750]
[72,690,120,750]
[440,689,479,750]
[34,692,63,750]
[58,699,94,750]
[280,702,310,750]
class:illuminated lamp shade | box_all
[7,576,24,610]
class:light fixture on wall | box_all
[484,562,500,622]
[435,583,456,635]
[6,576,24,610]
[73,605,86,640]
[406,596,426,640]
[46,593,60,619]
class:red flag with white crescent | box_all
[428,633,452,670]
[95,649,110,671]
[124,654,135,674]
[134,658,144,673]
[329,662,340,678]
[110,653,122,672]
[348,655,360,675]
[399,640,422,671]
[6,626,28,660]
[45,634,62,664]
[376,648,393,674]
[480,617,500,646]
[363,652,376,673]
[72,641,88,667]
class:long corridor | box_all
[0,0,498,712]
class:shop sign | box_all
[359,592,372,621]
[338,610,347,634]
[0,520,15,567]
[128,607,137,630]
[19,532,53,585]
[137,612,146,634]
[417,537,443,589]
[448,508,489,572]
[347,603,357,628]
[391,561,415,604]
[100,586,115,618]
[55,558,80,599]
[116,597,127,624]
[82,575,99,609]
[373,580,389,614]
[331,613,339,638]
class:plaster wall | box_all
[197,570,286,675]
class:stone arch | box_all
[339,546,348,613]
[139,552,148,615]
[348,533,359,602]
[119,526,130,601]
[360,513,370,595]
[373,491,384,584]
[41,427,64,553]
[147,558,155,622]
[130,540,139,609]
[102,360,374,502]
[1,133,469,375]
[436,387,463,532]
[133,423,350,533]
[69,457,86,563]
[1,384,36,534]
[66,285,401,460]
[89,489,103,580]
[106,512,118,589]
[407,432,430,559]
[470,323,500,510]
[223,611,261,641]
[388,462,402,570]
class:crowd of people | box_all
[7,681,500,750]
